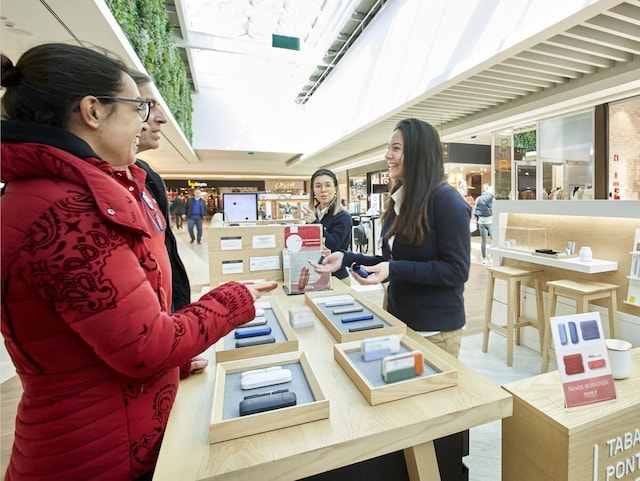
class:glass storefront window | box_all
[493,132,513,200]
[539,110,594,200]
[349,175,367,213]
[608,96,640,200]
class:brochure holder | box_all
[282,224,331,295]
[550,312,616,407]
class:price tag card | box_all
[222,260,244,275]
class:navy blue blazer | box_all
[314,206,352,279]
[343,184,471,331]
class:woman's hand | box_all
[247,287,262,301]
[301,206,316,224]
[180,356,209,379]
[351,261,389,286]
[189,356,209,375]
[309,251,344,273]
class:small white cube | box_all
[289,306,315,328]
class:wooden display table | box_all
[502,349,639,481]
[153,282,512,481]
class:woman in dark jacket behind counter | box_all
[310,119,471,357]
[301,168,353,280]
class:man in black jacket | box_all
[130,71,191,312]
[170,196,186,230]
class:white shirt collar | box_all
[315,204,330,221]
[391,186,404,215]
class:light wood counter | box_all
[502,349,640,481]
[153,282,513,481]
[489,247,618,274]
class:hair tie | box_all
[1,64,22,88]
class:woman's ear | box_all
[76,96,103,129]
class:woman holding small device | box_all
[310,119,471,357]
[302,168,352,281]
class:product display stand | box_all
[305,291,406,342]
[214,298,298,362]
[334,334,457,405]
[502,349,639,481]
[154,281,512,481]
[209,350,329,443]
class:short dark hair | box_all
[1,43,128,127]
[128,69,152,87]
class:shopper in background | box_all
[130,70,191,311]
[1,43,261,481]
[310,118,471,357]
[170,194,187,229]
[301,168,352,281]
[207,194,216,215]
[474,183,494,265]
[185,188,206,244]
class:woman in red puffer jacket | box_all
[1,44,258,481]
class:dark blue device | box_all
[234,326,272,339]
[352,265,370,278]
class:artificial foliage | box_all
[105,0,193,141]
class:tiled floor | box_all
[173,226,557,481]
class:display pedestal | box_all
[502,349,639,481]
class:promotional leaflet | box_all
[282,224,330,295]
[550,312,616,408]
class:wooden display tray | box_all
[304,291,406,343]
[334,334,458,405]
[214,299,298,362]
[209,351,329,443]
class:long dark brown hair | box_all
[381,119,446,246]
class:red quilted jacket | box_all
[1,122,255,480]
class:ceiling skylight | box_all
[178,0,367,99]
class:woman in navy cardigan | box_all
[301,168,352,280]
[310,119,471,357]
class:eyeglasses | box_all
[314,183,335,191]
[95,96,152,122]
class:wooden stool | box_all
[540,279,619,373]
[482,266,545,367]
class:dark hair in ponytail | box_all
[1,43,128,127]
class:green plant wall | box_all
[105,0,193,142]
[514,131,537,153]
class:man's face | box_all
[194,190,201,198]
[137,83,168,153]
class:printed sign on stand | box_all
[550,312,616,408]
[282,224,330,295]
